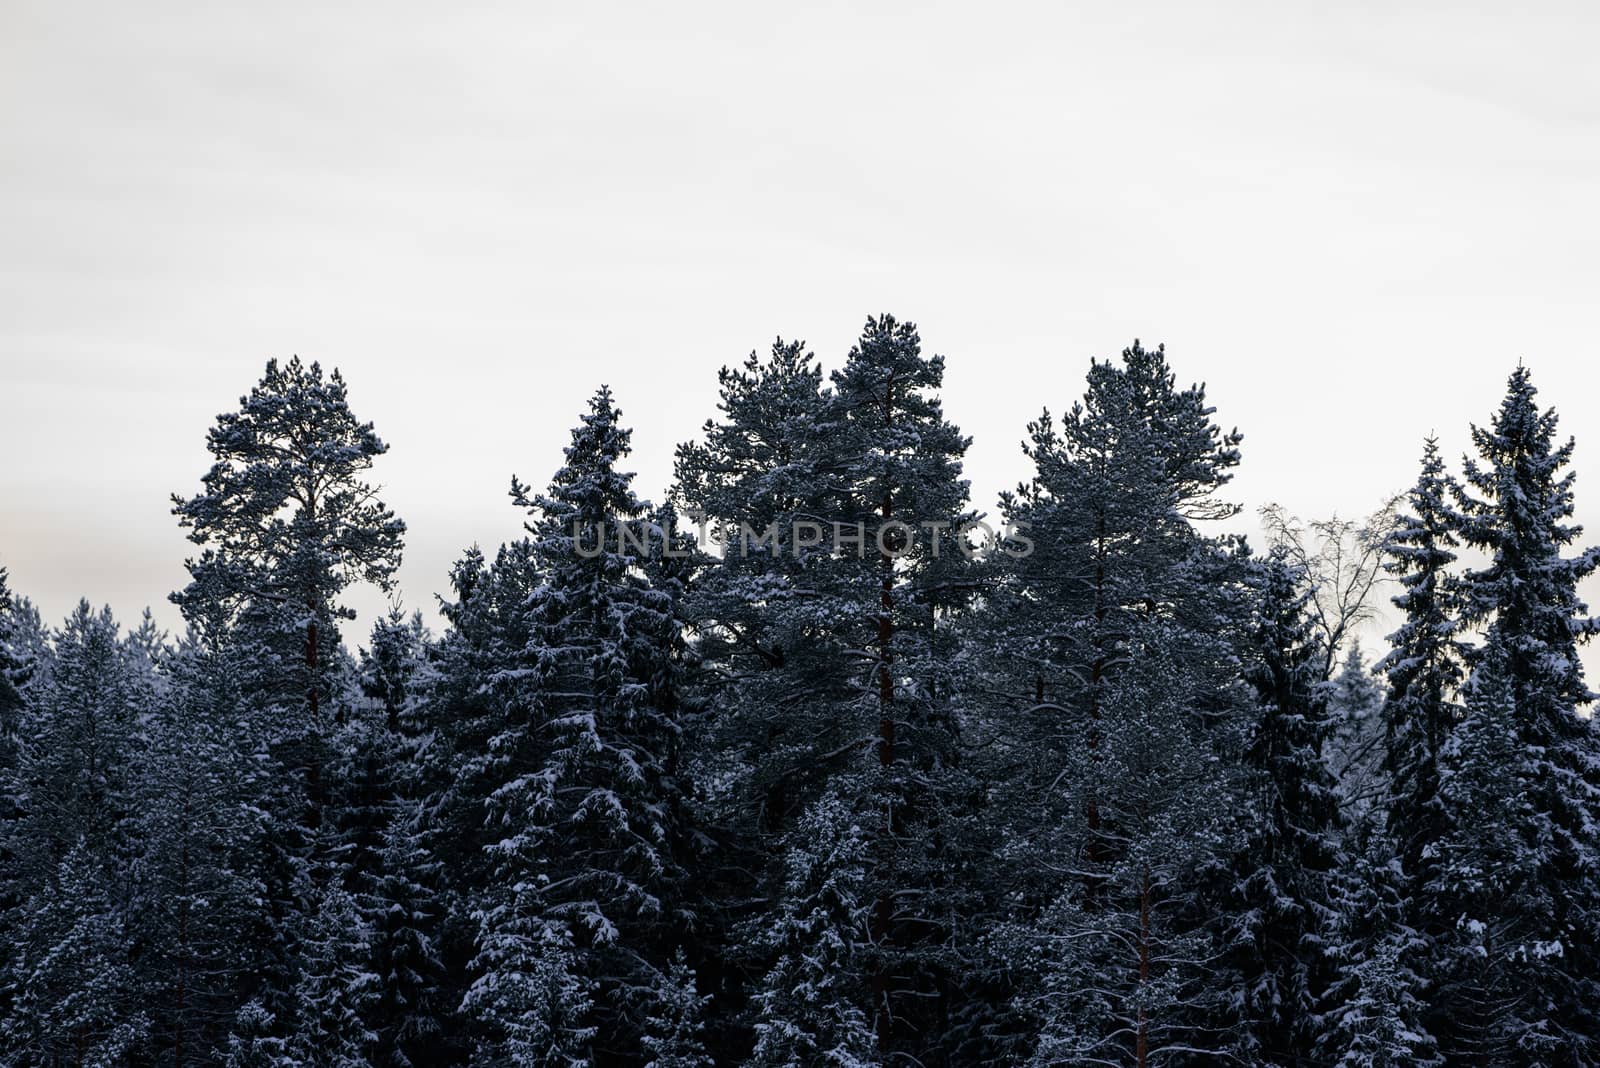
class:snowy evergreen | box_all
[1210,548,1346,1065]
[131,628,274,1065]
[984,342,1251,1064]
[1019,638,1244,1066]
[1428,366,1600,1064]
[466,387,695,1062]
[810,316,980,1054]
[170,355,406,853]
[0,570,25,751]
[2,840,149,1066]
[362,795,449,1068]
[222,1001,295,1068]
[286,875,379,1067]
[641,950,714,1068]
[1324,645,1387,817]
[7,334,1600,1068]
[673,319,981,1057]
[1378,435,1467,897]
[750,795,879,1068]
[1314,818,1440,1068]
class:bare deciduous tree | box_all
[1259,496,1402,681]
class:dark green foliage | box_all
[6,338,1600,1068]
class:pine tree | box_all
[1020,638,1244,1066]
[1429,365,1600,1064]
[670,339,848,1055]
[986,341,1248,1065]
[169,356,406,1031]
[816,315,979,1052]
[991,342,1246,895]
[170,354,405,831]
[670,339,836,836]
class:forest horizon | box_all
[3,315,1599,1066]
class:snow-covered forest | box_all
[3,316,1599,1067]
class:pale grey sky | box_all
[4,1,1599,654]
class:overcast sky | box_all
[4,2,1599,656]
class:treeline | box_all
[2,318,1599,1067]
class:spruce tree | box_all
[1430,366,1600,1063]
[467,387,692,1061]
[3,602,146,897]
[287,876,379,1067]
[641,950,714,1068]
[1,840,150,1065]
[415,539,545,1059]
[0,568,33,1022]
[1212,548,1345,1065]
[1377,436,1465,892]
[1315,818,1440,1068]
[1324,645,1387,818]
[363,798,448,1068]
[0,569,27,782]
[131,627,275,1066]
[351,613,447,1067]
[461,913,594,1068]
[750,795,879,1068]
[223,1002,295,1068]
